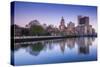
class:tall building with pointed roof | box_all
[59,16,66,31]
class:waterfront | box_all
[11,37,97,66]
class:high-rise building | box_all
[78,16,89,25]
[78,15,82,24]
[76,15,94,35]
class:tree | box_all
[29,25,45,36]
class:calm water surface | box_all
[11,37,97,66]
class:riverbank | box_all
[12,34,97,43]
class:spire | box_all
[61,16,64,21]
[60,16,65,25]
[59,16,66,31]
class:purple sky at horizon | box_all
[12,1,98,32]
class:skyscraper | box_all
[78,16,89,25]
[77,15,95,35]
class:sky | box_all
[12,1,97,32]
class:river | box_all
[11,37,97,66]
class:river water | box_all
[11,37,97,66]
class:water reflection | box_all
[13,37,95,56]
[76,38,95,54]
[26,42,44,56]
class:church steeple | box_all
[61,16,65,25]
[59,16,66,31]
[61,16,64,21]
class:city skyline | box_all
[12,1,97,32]
[11,2,97,66]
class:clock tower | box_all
[59,16,66,31]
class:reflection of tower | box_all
[59,16,66,31]
[59,39,66,53]
[42,40,54,51]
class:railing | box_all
[14,36,62,39]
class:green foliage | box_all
[30,25,45,36]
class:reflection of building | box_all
[79,45,89,54]
[76,38,93,54]
[44,40,54,50]
[66,38,75,49]
[59,39,66,53]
